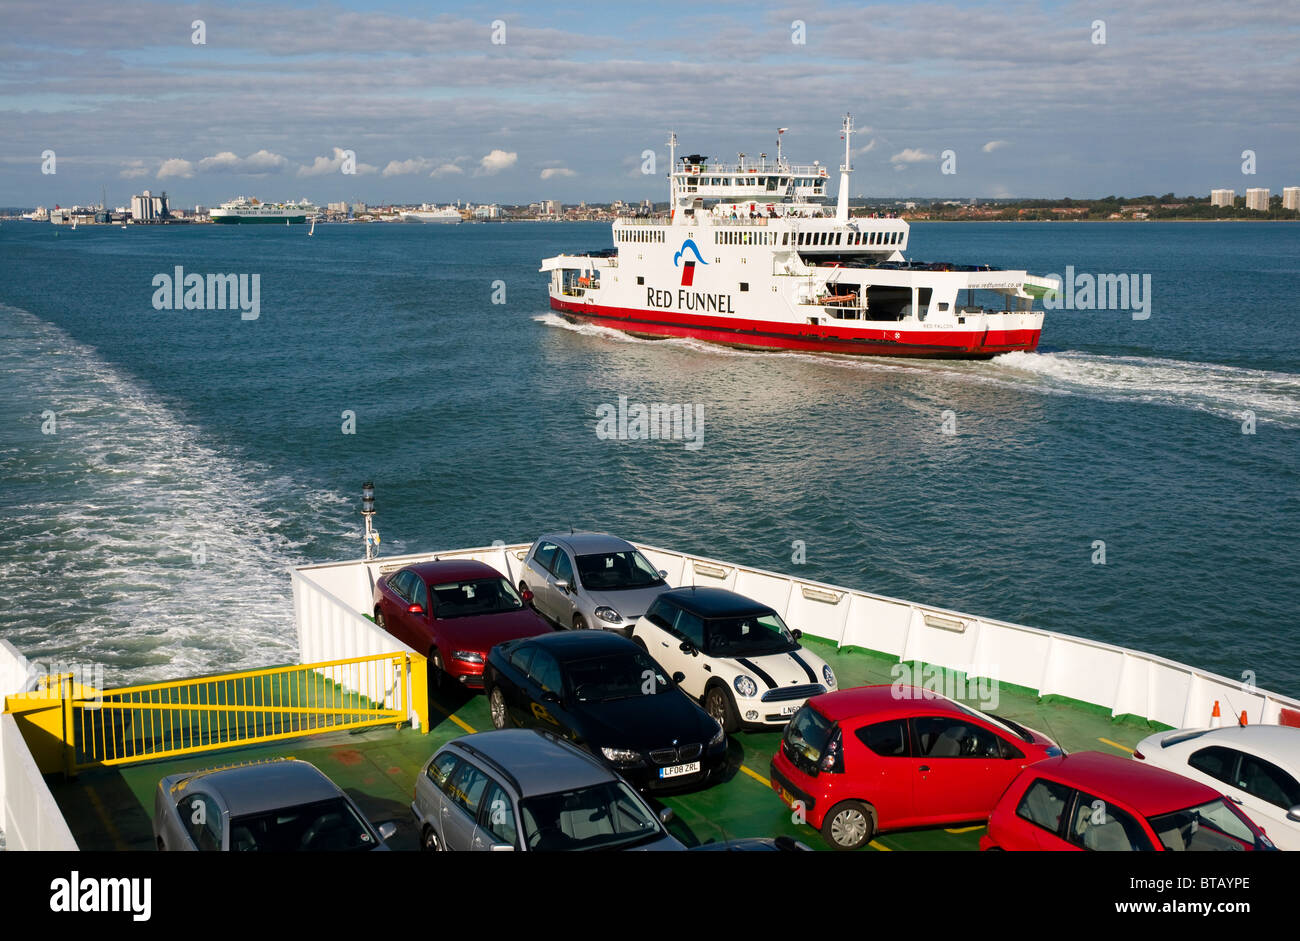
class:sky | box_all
[1,0,1297,208]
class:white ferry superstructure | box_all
[399,205,463,223]
[541,117,1059,358]
[210,196,317,224]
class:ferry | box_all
[210,196,318,224]
[399,204,463,224]
[2,488,1297,853]
[542,117,1059,358]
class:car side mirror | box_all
[376,821,398,841]
[1288,805,1300,823]
[555,580,570,593]
[791,629,802,640]
[658,808,675,825]
[658,570,668,579]
[541,690,560,704]
[407,604,425,616]
[679,641,697,656]
[671,671,686,684]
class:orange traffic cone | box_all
[1210,701,1222,729]
[1239,710,1248,726]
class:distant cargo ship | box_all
[398,204,462,224]
[210,196,317,224]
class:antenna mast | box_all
[836,114,853,223]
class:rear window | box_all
[783,705,835,776]
[856,720,908,757]
[1015,778,1071,834]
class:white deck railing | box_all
[291,543,1300,731]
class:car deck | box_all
[47,638,1169,852]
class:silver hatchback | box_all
[519,532,671,635]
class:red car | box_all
[769,685,1060,850]
[981,751,1277,851]
[373,560,553,689]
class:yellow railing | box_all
[8,653,428,775]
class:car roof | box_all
[809,685,975,722]
[540,531,635,554]
[656,586,774,619]
[175,759,343,817]
[402,559,502,582]
[1028,752,1218,816]
[1164,725,1300,765]
[446,729,618,796]
[522,630,640,661]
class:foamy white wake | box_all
[534,313,1300,426]
[0,305,353,684]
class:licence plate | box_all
[780,703,799,716]
[659,761,701,779]
[775,784,795,807]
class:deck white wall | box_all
[0,640,79,851]
[292,543,1300,732]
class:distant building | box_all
[542,200,560,216]
[130,189,169,221]
[327,201,348,213]
[1245,188,1270,211]
[1210,189,1234,207]
[1283,187,1300,211]
[473,204,500,220]
[351,202,366,214]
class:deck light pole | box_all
[361,480,380,560]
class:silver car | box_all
[153,758,396,851]
[412,729,685,851]
[519,531,670,634]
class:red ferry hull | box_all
[551,298,1040,359]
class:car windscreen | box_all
[519,781,663,851]
[1148,799,1259,851]
[567,651,670,703]
[575,550,664,591]
[704,612,795,656]
[430,578,524,619]
[229,797,378,852]
[783,705,834,776]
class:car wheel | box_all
[822,800,875,851]
[573,614,589,631]
[421,825,443,852]
[429,648,448,692]
[374,607,386,630]
[704,685,739,734]
[489,687,508,729]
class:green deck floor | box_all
[46,639,1170,851]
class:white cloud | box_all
[382,157,434,177]
[198,149,288,174]
[298,147,378,177]
[983,140,1010,153]
[119,160,150,179]
[852,139,877,156]
[477,149,517,175]
[540,167,575,180]
[889,148,937,165]
[157,158,195,179]
[430,162,464,178]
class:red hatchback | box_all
[981,751,1276,851]
[373,560,554,689]
[769,685,1060,850]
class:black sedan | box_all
[483,632,728,792]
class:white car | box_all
[1134,724,1300,850]
[629,586,835,732]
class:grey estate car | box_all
[412,729,686,851]
[153,758,396,851]
[519,532,671,635]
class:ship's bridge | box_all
[673,157,828,202]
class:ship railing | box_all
[673,162,825,176]
[3,652,429,776]
[290,544,1300,733]
[613,216,669,226]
